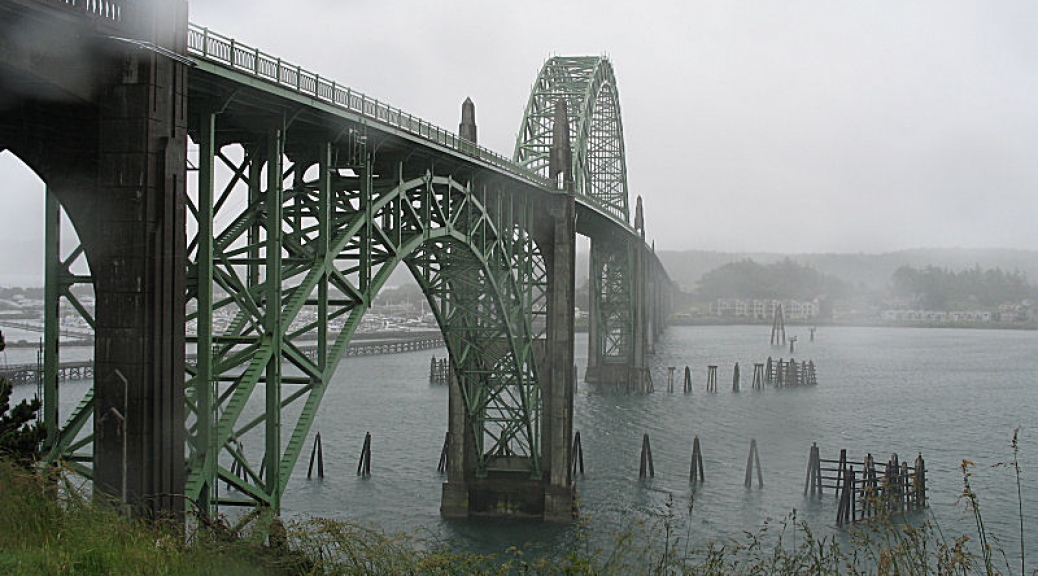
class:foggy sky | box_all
[2,0,1037,284]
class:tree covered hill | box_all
[657,248,1038,294]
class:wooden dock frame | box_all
[804,444,927,524]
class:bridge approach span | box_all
[0,0,674,523]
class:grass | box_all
[0,463,298,575]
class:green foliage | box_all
[0,377,45,468]
[891,265,1037,309]
[0,440,1028,575]
[695,258,850,301]
[0,462,301,575]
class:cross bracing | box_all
[6,6,670,522]
[176,122,550,515]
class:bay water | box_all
[4,325,1036,564]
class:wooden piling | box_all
[804,442,822,496]
[744,438,763,489]
[770,304,786,346]
[572,431,585,476]
[837,465,855,525]
[862,453,878,517]
[913,453,926,510]
[690,435,705,484]
[732,362,740,392]
[639,433,654,478]
[706,365,718,393]
[357,432,372,477]
[836,449,847,501]
[667,366,675,393]
[752,363,764,390]
[437,431,449,473]
[307,432,325,479]
[683,365,692,393]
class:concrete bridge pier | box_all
[441,193,576,521]
[90,0,189,519]
[583,197,669,389]
[0,0,189,519]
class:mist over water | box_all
[5,325,1036,562]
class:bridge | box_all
[0,0,674,523]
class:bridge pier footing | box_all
[441,478,574,521]
[440,193,577,522]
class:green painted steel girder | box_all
[180,122,548,517]
[514,56,630,224]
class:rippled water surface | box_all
[280,325,1038,558]
[5,325,1037,560]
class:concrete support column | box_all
[632,242,646,378]
[92,0,188,519]
[585,238,601,382]
[440,362,470,518]
[543,193,576,521]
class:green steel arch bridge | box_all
[0,0,674,523]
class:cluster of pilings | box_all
[625,360,820,395]
[765,357,818,387]
[804,444,927,525]
[1,361,95,386]
[626,433,762,488]
[429,356,450,385]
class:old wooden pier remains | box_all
[805,444,927,524]
[601,358,818,395]
[2,333,445,387]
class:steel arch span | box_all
[514,56,630,223]
[182,125,556,517]
[40,125,556,518]
[515,56,645,386]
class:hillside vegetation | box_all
[658,248,1038,293]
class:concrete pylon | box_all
[549,99,573,191]
[459,97,477,144]
[90,0,189,520]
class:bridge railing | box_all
[51,0,123,22]
[186,24,553,190]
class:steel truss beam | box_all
[181,116,548,517]
[41,189,96,476]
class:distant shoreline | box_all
[668,317,1038,331]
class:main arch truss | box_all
[514,56,641,383]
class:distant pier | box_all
[1,332,445,386]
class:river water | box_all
[4,325,1037,563]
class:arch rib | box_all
[514,56,630,223]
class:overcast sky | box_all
[2,0,1036,284]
